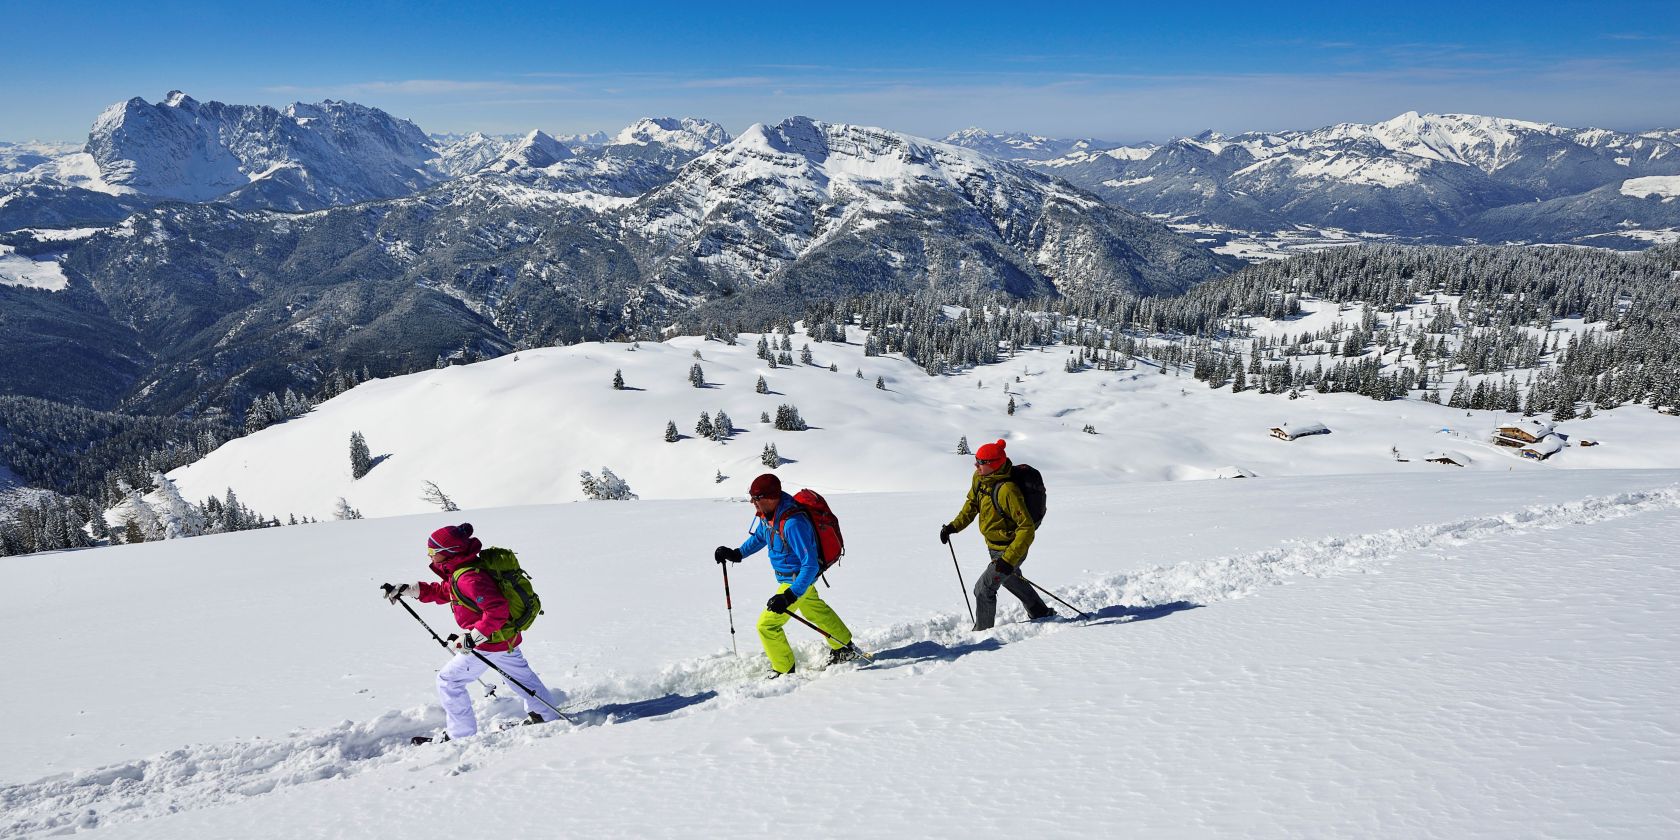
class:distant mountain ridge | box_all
[973,112,1680,245]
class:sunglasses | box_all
[975,458,999,467]
[749,494,770,502]
[427,545,456,558]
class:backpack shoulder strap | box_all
[450,564,484,613]
[986,480,1018,531]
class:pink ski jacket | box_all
[417,550,521,652]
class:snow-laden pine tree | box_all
[664,421,680,442]
[696,412,715,439]
[333,497,363,520]
[761,444,781,469]
[581,468,638,500]
[714,410,733,439]
[756,375,769,394]
[350,431,373,479]
[612,369,625,390]
[774,404,807,431]
[151,472,205,539]
[689,363,705,388]
[956,436,970,455]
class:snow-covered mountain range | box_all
[997,112,1680,247]
[0,110,1227,417]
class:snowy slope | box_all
[5,471,1679,837]
[160,325,1680,523]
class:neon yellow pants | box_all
[757,583,852,673]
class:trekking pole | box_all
[384,585,499,698]
[721,561,739,656]
[1017,574,1092,621]
[946,543,977,627]
[782,610,874,662]
[445,634,574,724]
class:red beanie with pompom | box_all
[975,439,1007,463]
[428,523,481,558]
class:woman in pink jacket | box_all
[383,523,562,741]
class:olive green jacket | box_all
[946,461,1035,565]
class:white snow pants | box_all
[436,647,563,739]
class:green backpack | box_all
[449,547,542,644]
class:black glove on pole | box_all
[766,590,798,614]
[946,543,976,627]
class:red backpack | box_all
[771,488,845,571]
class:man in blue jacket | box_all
[715,473,857,677]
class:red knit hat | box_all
[748,473,782,500]
[428,523,481,558]
[975,439,1007,463]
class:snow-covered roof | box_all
[1523,436,1565,456]
[1497,418,1555,437]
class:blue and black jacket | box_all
[736,492,821,598]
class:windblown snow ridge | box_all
[5,484,1677,837]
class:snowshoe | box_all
[410,733,451,746]
[1026,606,1058,621]
[826,646,861,666]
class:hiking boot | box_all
[520,711,545,726]
[410,732,451,746]
[826,646,861,666]
[1026,607,1057,621]
[766,665,796,680]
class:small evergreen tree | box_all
[612,369,625,390]
[774,404,807,431]
[665,420,680,442]
[761,443,781,469]
[1007,396,1016,415]
[350,431,373,479]
[956,436,971,455]
[760,411,771,424]
[581,468,638,500]
[876,376,886,390]
[800,344,813,365]
[756,375,769,394]
[696,411,716,439]
[333,497,363,520]
[689,363,705,388]
[714,410,734,439]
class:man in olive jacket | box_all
[940,438,1054,630]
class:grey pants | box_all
[973,548,1050,631]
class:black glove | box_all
[766,591,798,614]
[939,524,955,545]
[715,546,742,564]
[991,559,1017,578]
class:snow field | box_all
[163,323,1680,525]
[7,470,1680,837]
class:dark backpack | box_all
[986,463,1047,528]
[771,488,845,571]
[449,547,542,644]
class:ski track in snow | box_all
[5,484,1678,838]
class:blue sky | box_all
[3,0,1677,142]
